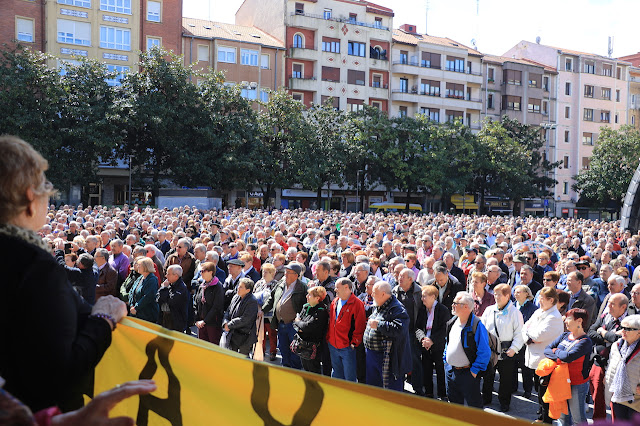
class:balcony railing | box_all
[370,83,389,89]
[290,11,389,31]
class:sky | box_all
[183,0,640,58]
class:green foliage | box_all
[574,125,640,207]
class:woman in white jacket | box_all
[522,287,564,424]
[481,284,525,412]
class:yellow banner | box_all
[92,318,528,425]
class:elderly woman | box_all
[534,271,560,307]
[416,284,451,400]
[293,286,329,374]
[470,271,494,317]
[0,136,126,412]
[513,284,538,397]
[223,278,259,357]
[543,308,593,425]
[604,314,640,421]
[128,257,159,323]
[194,261,224,344]
[253,263,278,361]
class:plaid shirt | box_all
[363,297,393,351]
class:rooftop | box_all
[392,30,482,57]
[182,18,284,48]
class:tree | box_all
[436,120,475,212]
[574,125,640,209]
[253,90,311,209]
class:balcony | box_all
[289,77,318,92]
[288,46,318,61]
[288,11,390,31]
[391,89,419,104]
[369,83,389,99]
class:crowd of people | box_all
[1,135,640,425]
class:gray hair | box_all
[111,238,124,248]
[95,248,109,260]
[514,284,534,301]
[400,267,415,281]
[454,291,475,309]
[622,314,640,330]
[520,265,534,274]
[239,277,255,292]
[205,250,219,263]
[373,281,392,295]
[178,238,191,250]
[355,262,370,274]
[167,264,183,276]
[133,246,146,257]
[194,243,207,254]
[443,252,455,261]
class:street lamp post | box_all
[356,169,363,212]
[128,155,133,205]
[540,122,557,217]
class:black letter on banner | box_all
[251,364,324,425]
[136,337,183,426]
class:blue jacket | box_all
[444,313,491,376]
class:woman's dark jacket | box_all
[195,279,224,327]
[415,301,451,353]
[294,303,329,343]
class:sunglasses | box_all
[577,266,588,270]
[621,327,640,332]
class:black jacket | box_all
[587,314,623,367]
[294,303,329,343]
[450,265,466,287]
[157,277,189,332]
[415,301,451,352]
[195,279,225,327]
[425,277,464,310]
[56,250,98,305]
[244,267,261,284]
[0,233,112,412]
[224,293,259,348]
[262,279,307,330]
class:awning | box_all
[452,201,479,210]
[451,194,479,210]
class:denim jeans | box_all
[560,382,589,426]
[277,322,301,369]
[328,343,357,382]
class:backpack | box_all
[471,315,500,369]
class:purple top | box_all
[109,252,130,281]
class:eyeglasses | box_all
[631,291,640,296]
[621,275,629,278]
[543,278,555,282]
[621,327,640,332]
[452,301,465,307]
[577,266,588,270]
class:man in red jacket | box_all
[326,278,366,382]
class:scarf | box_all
[610,339,639,403]
[200,276,219,303]
[0,223,52,254]
[425,301,437,339]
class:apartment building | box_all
[505,41,630,217]
[2,0,182,84]
[236,0,393,112]
[182,18,285,104]
[618,53,640,130]
[389,25,483,128]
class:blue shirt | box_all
[336,298,347,317]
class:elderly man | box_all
[223,278,259,357]
[164,238,196,292]
[95,248,118,300]
[108,239,130,286]
[263,264,307,369]
[364,281,412,391]
[444,252,466,286]
[597,274,631,319]
[426,264,464,311]
[157,265,188,332]
[566,271,597,328]
[145,244,165,282]
[416,256,435,286]
[517,265,542,298]
[392,268,425,395]
[57,251,98,305]
[85,235,99,256]
[629,283,640,315]
[223,259,245,310]
[310,260,336,305]
[351,262,371,296]
[444,291,491,408]
[326,277,366,382]
[587,293,629,419]
[508,254,526,288]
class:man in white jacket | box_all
[481,283,524,412]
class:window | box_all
[565,58,572,71]
[616,89,621,102]
[323,8,332,19]
[528,98,541,113]
[543,76,549,91]
[58,59,80,76]
[488,67,495,81]
[294,2,303,14]
[105,64,129,86]
[348,41,366,57]
[584,61,595,74]
[487,94,494,109]
[347,70,364,85]
[218,47,235,63]
[504,95,521,111]
[58,0,91,7]
[582,157,590,170]
[563,182,568,195]
[260,90,269,102]
[617,67,622,80]
[241,49,258,66]
[421,52,440,69]
[399,50,408,64]
[504,69,522,85]
[371,74,382,88]
[583,108,594,121]
[563,155,569,169]
[445,83,464,99]
[147,0,160,22]
[260,54,269,69]
[421,79,440,96]
[399,78,408,93]
[321,95,340,110]
[371,101,381,110]
[584,85,594,98]
[322,66,340,82]
[348,13,357,23]
[565,82,571,96]
[16,17,34,42]
[615,113,619,124]
[374,17,382,28]
[241,88,257,100]
[423,108,439,122]
[633,116,636,125]
[100,0,131,14]
[542,100,549,115]
[603,64,612,77]
[528,73,541,88]
[564,130,570,143]
[100,26,130,50]
[292,93,303,102]
[322,37,340,53]
[146,36,160,51]
[446,110,463,123]
[197,45,209,62]
[565,106,571,119]
[292,63,303,79]
[399,106,407,117]
[600,110,610,123]
[582,132,593,145]
[601,87,611,100]
[467,61,472,74]
[292,34,304,48]
[446,56,464,72]
[58,19,91,46]
[347,98,364,112]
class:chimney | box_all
[400,24,417,34]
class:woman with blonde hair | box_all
[128,257,159,323]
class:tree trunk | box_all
[316,185,323,210]
[262,184,272,209]
[359,173,366,212]
[512,197,521,216]
[405,187,412,212]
